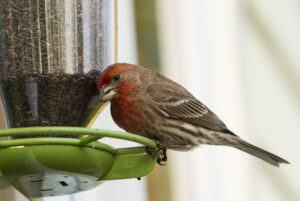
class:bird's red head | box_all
[96,63,136,102]
[96,63,132,90]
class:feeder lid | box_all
[0,127,158,199]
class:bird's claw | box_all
[145,141,168,166]
[157,148,167,166]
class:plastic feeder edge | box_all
[0,127,157,199]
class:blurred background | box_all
[1,0,298,200]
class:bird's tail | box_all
[231,138,289,167]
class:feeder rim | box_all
[0,127,157,151]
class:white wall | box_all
[241,1,299,201]
[155,0,296,201]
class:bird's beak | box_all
[99,85,117,103]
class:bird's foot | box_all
[157,148,167,166]
[145,141,168,166]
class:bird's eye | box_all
[113,74,120,82]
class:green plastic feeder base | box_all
[0,127,158,199]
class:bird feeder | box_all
[0,0,116,129]
[0,127,157,199]
[0,0,158,199]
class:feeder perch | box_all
[0,127,158,199]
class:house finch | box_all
[96,63,289,167]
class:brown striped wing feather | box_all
[146,80,232,134]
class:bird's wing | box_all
[146,80,231,133]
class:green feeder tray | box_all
[0,127,158,199]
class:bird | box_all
[96,63,289,167]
